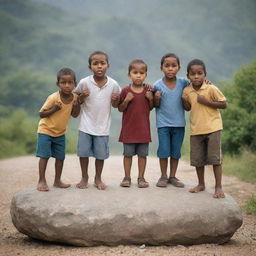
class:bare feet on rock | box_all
[94,179,107,190]
[76,178,88,189]
[189,185,205,193]
[53,181,71,189]
[37,182,49,192]
[213,187,225,198]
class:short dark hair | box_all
[128,59,147,73]
[187,59,207,74]
[57,67,76,84]
[160,53,180,67]
[88,51,109,66]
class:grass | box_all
[244,194,256,215]
[223,150,256,183]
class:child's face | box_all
[57,75,76,95]
[128,64,147,86]
[161,57,180,79]
[187,65,206,88]
[89,54,109,78]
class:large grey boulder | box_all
[10,184,242,246]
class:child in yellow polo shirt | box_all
[36,68,80,191]
[182,59,227,198]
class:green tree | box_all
[222,61,256,154]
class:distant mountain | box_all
[1,0,256,84]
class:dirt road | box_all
[0,155,255,256]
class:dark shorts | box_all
[157,127,185,159]
[190,130,222,167]
[123,143,149,157]
[36,133,65,160]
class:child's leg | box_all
[169,158,184,187]
[213,165,225,198]
[124,156,132,178]
[94,159,106,190]
[37,157,49,191]
[156,158,169,187]
[138,156,146,179]
[189,166,205,193]
[53,159,70,188]
[77,157,89,189]
[138,156,149,188]
[120,156,132,187]
[159,158,168,177]
[170,158,179,177]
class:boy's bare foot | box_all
[94,179,107,190]
[37,182,49,192]
[76,178,88,189]
[53,181,71,189]
[213,187,225,198]
[189,185,205,193]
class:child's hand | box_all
[111,93,120,102]
[53,101,62,111]
[154,90,162,99]
[79,88,90,104]
[182,92,189,102]
[144,83,153,91]
[197,94,209,105]
[145,91,153,101]
[125,92,134,102]
[205,80,212,85]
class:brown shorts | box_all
[190,130,222,167]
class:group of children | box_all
[36,51,227,199]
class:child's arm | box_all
[197,95,227,109]
[39,102,62,118]
[118,92,134,112]
[111,93,120,108]
[182,92,191,111]
[77,88,90,104]
[145,91,154,110]
[153,90,162,107]
[71,98,81,117]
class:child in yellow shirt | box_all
[36,68,80,191]
[182,59,227,198]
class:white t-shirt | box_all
[74,75,121,136]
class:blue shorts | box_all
[157,127,185,159]
[36,133,65,160]
[77,131,109,160]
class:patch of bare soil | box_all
[0,155,255,256]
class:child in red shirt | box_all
[118,59,153,188]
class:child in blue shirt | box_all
[154,53,189,188]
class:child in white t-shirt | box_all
[74,51,121,190]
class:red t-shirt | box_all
[119,85,151,143]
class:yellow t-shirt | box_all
[183,83,226,135]
[37,91,77,137]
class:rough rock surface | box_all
[10,184,243,246]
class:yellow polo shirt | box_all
[37,92,77,137]
[183,83,226,135]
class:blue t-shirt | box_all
[153,77,189,128]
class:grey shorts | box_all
[77,131,109,160]
[190,130,222,167]
[123,143,149,157]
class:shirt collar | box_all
[90,75,109,88]
[190,81,207,92]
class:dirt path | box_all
[0,155,255,256]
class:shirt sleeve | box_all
[120,86,128,102]
[73,80,86,94]
[39,94,56,112]
[113,82,121,94]
[210,85,226,102]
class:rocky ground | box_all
[0,155,255,256]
